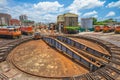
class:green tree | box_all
[103,18,116,23]
[92,17,97,25]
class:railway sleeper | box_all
[110,60,120,66]
[0,73,9,80]
[0,52,5,56]
[103,67,120,79]
[6,44,15,47]
[89,73,99,80]
[0,47,10,51]
[105,66,120,74]
[10,42,20,46]
[109,62,120,71]
[111,48,120,52]
[101,43,112,46]
[111,53,120,57]
[107,45,118,48]
[96,69,115,80]
[73,75,88,80]
[110,47,120,50]
[0,56,6,62]
[85,73,95,80]
[103,41,113,44]
[0,56,4,60]
[89,72,106,80]
[111,51,120,54]
[0,49,8,53]
[111,58,120,63]
[6,45,15,49]
[112,55,120,60]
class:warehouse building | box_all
[80,18,93,32]
[10,19,21,26]
[0,13,11,26]
[19,14,28,21]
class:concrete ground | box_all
[78,32,120,47]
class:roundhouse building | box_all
[64,13,78,27]
[57,15,64,33]
[57,13,78,33]
[0,13,11,26]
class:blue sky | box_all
[0,0,120,22]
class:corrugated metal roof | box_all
[63,13,78,17]
[57,13,78,22]
[57,15,64,22]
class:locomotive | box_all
[20,26,33,35]
[0,26,21,38]
[103,26,114,33]
[115,26,120,34]
[33,32,42,40]
[94,26,103,32]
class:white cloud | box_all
[34,1,64,13]
[0,0,108,23]
[83,11,98,17]
[107,0,120,8]
[0,0,7,6]
[42,14,58,22]
[106,11,115,17]
[0,1,65,22]
[93,15,98,18]
[68,0,105,13]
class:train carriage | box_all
[0,26,21,39]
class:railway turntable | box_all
[0,34,119,80]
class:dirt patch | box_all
[8,40,88,78]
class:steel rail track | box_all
[56,36,109,64]
[56,36,111,60]
[0,36,33,79]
